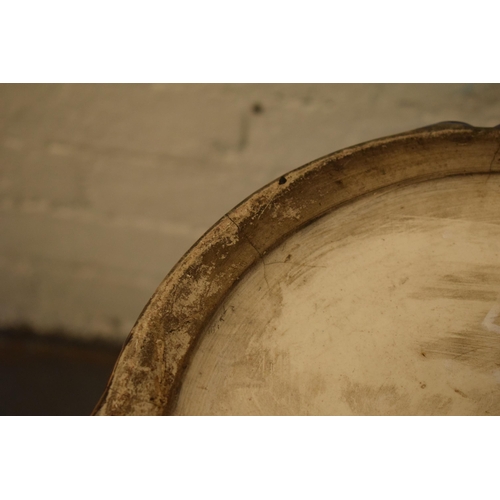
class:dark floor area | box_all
[0,326,122,416]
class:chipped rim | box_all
[93,122,500,415]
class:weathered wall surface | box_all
[0,84,499,341]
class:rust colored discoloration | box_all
[417,264,500,371]
[454,389,468,398]
[414,288,498,302]
[341,379,411,416]
[421,327,500,370]
[93,123,500,416]
[411,265,500,303]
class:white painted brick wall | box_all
[1,84,499,341]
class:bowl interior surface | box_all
[174,174,500,415]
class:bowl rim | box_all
[93,122,500,415]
